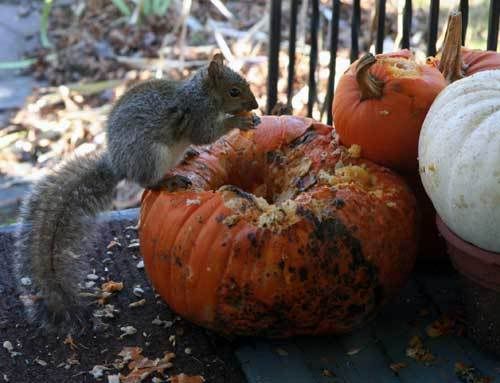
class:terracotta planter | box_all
[436,215,500,356]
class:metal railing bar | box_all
[351,0,361,62]
[307,0,320,117]
[287,0,299,108]
[376,0,386,54]
[427,0,440,56]
[326,0,340,125]
[487,0,499,51]
[267,0,282,114]
[459,0,469,44]
[401,0,412,49]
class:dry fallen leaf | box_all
[455,362,493,383]
[389,362,407,373]
[129,299,146,308]
[119,347,144,363]
[406,336,435,363]
[89,365,108,379]
[107,240,122,250]
[63,334,78,350]
[321,368,335,377]
[120,326,138,339]
[118,347,175,383]
[168,374,205,383]
[426,316,455,338]
[346,347,362,356]
[274,348,288,356]
[102,281,124,293]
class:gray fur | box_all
[15,56,258,333]
[16,152,119,332]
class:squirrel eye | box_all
[229,87,241,97]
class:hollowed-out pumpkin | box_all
[435,12,500,83]
[139,116,418,337]
[333,50,447,173]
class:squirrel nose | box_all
[248,98,258,110]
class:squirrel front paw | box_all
[224,114,260,132]
[163,174,193,192]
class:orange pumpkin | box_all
[436,12,500,83]
[139,116,418,337]
[403,173,447,262]
[333,50,447,173]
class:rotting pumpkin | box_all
[333,50,447,173]
[139,116,418,337]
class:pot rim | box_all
[436,215,500,265]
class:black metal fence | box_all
[266,0,500,125]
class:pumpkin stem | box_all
[439,11,465,83]
[356,53,384,101]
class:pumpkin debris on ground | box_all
[321,368,336,377]
[129,299,147,308]
[455,362,493,383]
[118,347,175,383]
[389,362,407,374]
[63,334,78,350]
[168,374,205,383]
[102,281,124,293]
[406,336,435,363]
[426,315,463,338]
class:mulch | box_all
[0,211,246,383]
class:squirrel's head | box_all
[206,54,259,114]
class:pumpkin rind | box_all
[333,50,447,172]
[419,70,500,252]
[140,116,418,337]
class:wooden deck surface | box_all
[235,271,500,383]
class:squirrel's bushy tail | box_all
[16,151,120,332]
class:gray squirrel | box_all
[16,53,259,333]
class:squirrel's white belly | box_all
[169,139,192,166]
[150,140,192,183]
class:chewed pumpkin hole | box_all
[218,185,302,232]
[380,57,420,78]
[216,163,380,233]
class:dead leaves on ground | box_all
[98,280,124,305]
[455,362,493,383]
[118,347,175,383]
[426,315,465,338]
[406,336,435,363]
[168,374,205,383]
[389,362,407,374]
[102,281,124,294]
[88,347,206,383]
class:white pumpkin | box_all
[419,70,500,252]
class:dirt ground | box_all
[0,212,246,383]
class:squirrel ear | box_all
[208,54,224,82]
[212,53,224,66]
